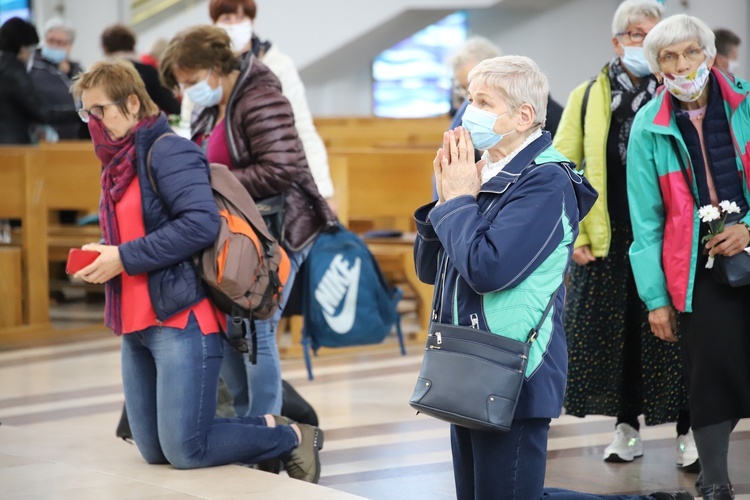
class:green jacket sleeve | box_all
[626,115,672,311]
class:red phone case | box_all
[66,249,100,274]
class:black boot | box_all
[698,484,735,500]
[650,492,694,500]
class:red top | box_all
[116,176,225,335]
[204,119,235,168]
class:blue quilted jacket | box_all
[117,114,220,322]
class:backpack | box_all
[301,224,404,378]
[146,135,291,361]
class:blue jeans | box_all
[121,314,298,469]
[221,242,312,416]
[451,419,655,500]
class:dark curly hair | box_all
[0,17,39,56]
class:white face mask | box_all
[215,19,252,54]
[728,59,740,75]
[662,62,711,102]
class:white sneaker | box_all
[676,430,700,472]
[603,423,644,462]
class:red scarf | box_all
[90,115,158,334]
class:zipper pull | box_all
[470,314,479,329]
[432,310,438,321]
[436,331,442,345]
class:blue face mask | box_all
[185,70,223,108]
[41,46,67,64]
[461,104,515,150]
[621,46,652,77]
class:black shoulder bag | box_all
[669,135,750,287]
[409,285,559,433]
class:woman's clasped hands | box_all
[433,126,485,204]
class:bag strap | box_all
[668,135,701,210]
[145,132,175,196]
[429,255,559,345]
[580,78,596,135]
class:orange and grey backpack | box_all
[146,135,291,362]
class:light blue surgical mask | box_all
[41,46,67,64]
[461,105,515,150]
[621,46,652,77]
[185,70,223,108]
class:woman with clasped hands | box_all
[414,55,690,500]
[628,14,750,499]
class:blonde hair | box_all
[447,37,501,72]
[71,59,159,120]
[468,55,549,128]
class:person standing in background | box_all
[140,38,168,69]
[30,17,87,139]
[630,14,750,498]
[100,24,181,117]
[160,25,337,425]
[0,17,72,144]
[713,28,741,77]
[553,0,697,471]
[180,0,337,214]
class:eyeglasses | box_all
[617,31,648,44]
[77,99,124,123]
[658,47,705,69]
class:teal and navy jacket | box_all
[627,69,750,313]
[413,132,598,419]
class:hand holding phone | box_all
[66,248,100,275]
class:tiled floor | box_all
[1,311,748,499]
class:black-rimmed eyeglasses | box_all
[77,98,125,123]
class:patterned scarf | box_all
[89,115,158,335]
[608,57,658,165]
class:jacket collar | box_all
[651,68,749,131]
[480,131,552,193]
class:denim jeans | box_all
[451,419,655,500]
[121,314,298,469]
[221,241,313,416]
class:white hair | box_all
[468,55,549,128]
[43,17,75,42]
[447,37,501,72]
[611,0,665,36]
[643,14,717,73]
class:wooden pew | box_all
[314,116,448,150]
[0,142,101,335]
[328,147,435,232]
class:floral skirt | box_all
[563,221,688,425]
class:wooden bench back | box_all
[328,148,435,232]
[315,116,447,150]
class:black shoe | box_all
[698,484,735,500]
[650,492,695,500]
[255,458,282,474]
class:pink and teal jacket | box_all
[627,68,750,313]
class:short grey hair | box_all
[611,0,665,36]
[447,37,501,72]
[643,14,717,73]
[468,55,548,128]
[43,17,75,42]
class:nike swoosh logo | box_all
[314,254,361,334]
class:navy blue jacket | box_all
[414,132,598,419]
[118,115,220,322]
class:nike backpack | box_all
[146,139,291,362]
[302,224,402,356]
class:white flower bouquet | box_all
[698,200,742,269]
